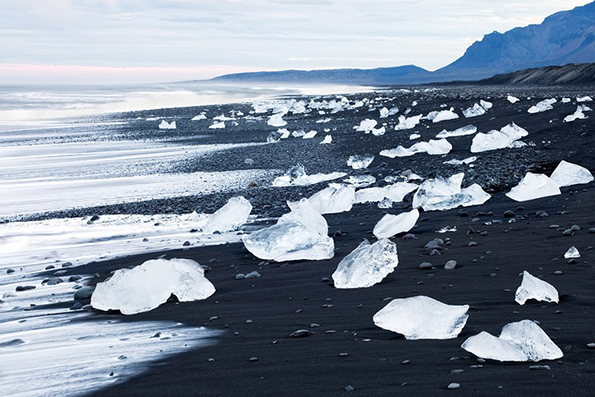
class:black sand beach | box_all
[11,86,595,396]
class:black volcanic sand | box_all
[23,86,595,396]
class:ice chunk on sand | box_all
[550,160,594,187]
[243,200,334,261]
[563,106,588,122]
[380,139,451,158]
[528,98,557,113]
[373,209,419,238]
[191,114,207,121]
[278,128,291,139]
[302,130,317,139]
[202,196,252,234]
[507,95,520,104]
[480,99,493,109]
[159,120,176,129]
[355,183,419,204]
[436,125,477,138]
[343,175,376,188]
[444,156,477,166]
[425,109,459,123]
[515,271,559,305]
[91,258,215,315]
[268,113,287,127]
[463,103,486,118]
[307,183,355,214]
[209,121,225,129]
[347,154,374,169]
[412,173,490,211]
[461,320,563,362]
[471,122,528,153]
[564,246,580,259]
[577,95,593,102]
[355,119,378,133]
[267,131,282,143]
[272,164,346,187]
[332,239,398,289]
[409,133,420,140]
[320,135,332,144]
[371,126,386,136]
[394,114,422,130]
[561,97,571,103]
[373,296,469,340]
[505,173,561,202]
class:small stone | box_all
[70,302,83,310]
[0,338,25,347]
[450,369,464,374]
[16,285,36,292]
[458,210,468,217]
[245,271,261,279]
[339,352,349,357]
[209,316,219,321]
[554,271,563,275]
[586,343,595,349]
[142,237,149,242]
[249,357,258,362]
[73,286,95,300]
[562,229,572,236]
[402,360,411,365]
[235,274,246,280]
[321,277,331,283]
[402,233,417,240]
[444,260,457,270]
[310,323,320,328]
[430,249,441,256]
[245,319,253,324]
[45,277,63,286]
[419,262,434,270]
[2,292,17,298]
[468,241,478,247]
[68,275,82,282]
[448,383,461,389]
[345,386,355,392]
[208,358,215,362]
[503,210,515,218]
[588,228,595,234]
[334,230,345,237]
[529,365,550,370]
[570,225,581,232]
[568,259,577,264]
[290,329,310,338]
[45,265,55,270]
[183,241,191,246]
[535,210,549,218]
[61,262,73,268]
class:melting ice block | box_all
[343,175,376,188]
[550,160,594,187]
[436,125,477,138]
[564,246,580,259]
[506,173,561,202]
[268,113,287,127]
[347,154,375,169]
[307,183,355,214]
[272,164,346,187]
[202,196,252,234]
[394,114,422,130]
[355,182,419,204]
[209,121,225,129]
[528,98,557,113]
[515,271,559,305]
[425,109,459,123]
[380,139,451,158]
[412,173,490,211]
[373,296,469,340]
[159,120,176,129]
[471,122,528,153]
[355,118,378,132]
[243,199,334,261]
[373,209,419,238]
[507,95,520,104]
[320,135,332,144]
[564,106,589,122]
[332,239,398,289]
[461,320,563,362]
[91,258,215,315]
[462,103,486,118]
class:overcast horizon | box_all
[1,0,592,85]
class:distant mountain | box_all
[210,1,595,85]
[477,62,595,85]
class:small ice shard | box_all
[528,98,557,113]
[462,103,486,118]
[355,182,419,204]
[332,239,399,289]
[507,95,520,104]
[272,164,346,187]
[471,122,528,153]
[480,100,493,109]
[412,173,490,211]
[320,135,332,144]
[506,173,561,202]
[409,133,420,140]
[278,128,291,139]
[308,183,355,214]
[91,258,215,315]
[214,114,235,121]
[343,175,376,188]
[373,296,469,340]
[347,154,374,169]
[564,246,580,259]
[444,156,477,166]
[515,271,559,305]
[291,129,305,138]
[209,121,225,129]
[267,131,282,143]
[461,320,563,362]
[355,119,378,133]
[550,160,594,187]
[316,117,331,124]
[371,126,386,136]
[243,199,334,261]
[425,109,459,123]
[563,106,588,122]
[202,196,252,234]
[373,209,419,238]
[436,125,477,138]
[158,120,176,129]
[191,114,207,121]
[394,114,422,130]
[577,95,593,102]
[380,139,451,158]
[268,113,287,127]
[302,130,318,139]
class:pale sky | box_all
[0,0,591,84]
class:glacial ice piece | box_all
[159,120,176,129]
[561,97,571,103]
[209,121,225,129]
[480,100,493,109]
[528,98,557,113]
[444,156,477,166]
[268,113,287,127]
[355,119,378,133]
[267,131,283,143]
[463,103,486,118]
[505,173,561,202]
[380,139,451,158]
[320,135,332,144]
[425,109,459,123]
[471,122,528,153]
[507,95,520,104]
[515,271,559,305]
[564,246,580,259]
[343,175,376,188]
[243,199,334,261]
[461,320,563,362]
[373,296,469,340]
[355,182,419,204]
[436,125,477,138]
[379,107,389,118]
[412,173,490,211]
[302,130,318,139]
[372,126,386,136]
[563,106,588,122]
[394,114,422,130]
[332,239,399,289]
[307,183,355,214]
[373,209,419,238]
[347,154,375,169]
[191,114,207,121]
[549,160,594,187]
[577,96,593,102]
[272,164,346,187]
[91,258,216,315]
[202,196,252,234]
[409,133,420,140]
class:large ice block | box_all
[202,196,252,234]
[471,123,528,153]
[307,183,355,214]
[549,160,594,187]
[515,271,559,305]
[373,209,419,238]
[347,154,375,169]
[412,173,490,211]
